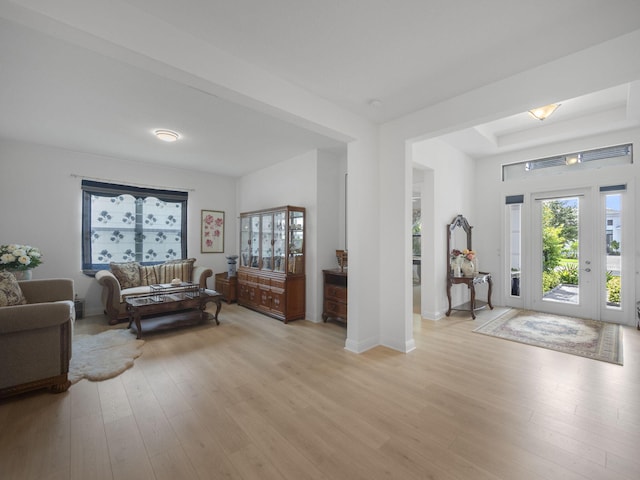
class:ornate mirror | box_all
[446,215,472,275]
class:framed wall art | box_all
[201,210,224,253]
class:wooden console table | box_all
[445,215,494,320]
[446,272,493,319]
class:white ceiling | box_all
[1,1,640,176]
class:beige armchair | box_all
[0,278,75,398]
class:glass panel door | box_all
[250,215,260,268]
[288,210,304,274]
[530,189,596,319]
[273,211,286,272]
[261,213,274,271]
[240,216,251,267]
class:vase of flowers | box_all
[0,244,43,280]
[451,248,475,277]
[461,258,475,276]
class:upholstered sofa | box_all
[0,276,75,398]
[95,258,212,324]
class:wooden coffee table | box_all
[125,284,222,338]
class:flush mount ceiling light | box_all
[528,103,560,121]
[565,155,580,166]
[154,129,180,142]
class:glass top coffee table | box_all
[125,283,222,338]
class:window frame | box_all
[81,180,188,274]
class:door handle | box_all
[585,268,591,272]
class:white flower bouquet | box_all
[0,244,43,271]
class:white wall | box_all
[316,149,347,321]
[0,139,237,316]
[412,138,477,319]
[237,149,346,322]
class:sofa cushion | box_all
[120,286,154,301]
[0,271,27,307]
[139,264,159,286]
[139,258,195,285]
[109,262,141,289]
[158,258,195,284]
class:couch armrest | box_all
[193,266,213,288]
[18,279,74,304]
[95,270,123,323]
[96,270,121,297]
[0,301,74,334]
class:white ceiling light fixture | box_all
[528,103,561,121]
[565,155,580,166]
[154,129,180,142]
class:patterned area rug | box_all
[69,329,144,383]
[473,310,623,365]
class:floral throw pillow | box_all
[109,262,141,289]
[0,271,27,307]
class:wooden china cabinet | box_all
[237,206,305,323]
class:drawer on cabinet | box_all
[325,300,347,318]
[325,285,347,302]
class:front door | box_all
[529,188,597,319]
[525,186,630,324]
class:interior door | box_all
[529,188,597,319]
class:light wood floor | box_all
[1,304,639,480]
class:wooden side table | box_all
[215,272,238,304]
[446,272,493,319]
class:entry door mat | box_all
[473,310,623,365]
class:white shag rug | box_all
[69,329,145,384]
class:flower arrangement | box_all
[0,244,43,271]
[450,248,475,261]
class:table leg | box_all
[487,276,494,310]
[446,278,453,316]
[134,311,142,339]
[469,283,476,319]
[127,306,134,329]
[200,297,222,325]
[213,299,221,325]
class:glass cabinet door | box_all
[261,213,274,271]
[250,215,260,268]
[273,211,286,272]
[240,216,251,268]
[288,210,304,274]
